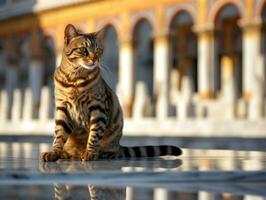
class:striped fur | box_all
[40,24,182,162]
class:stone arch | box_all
[130,11,155,39]
[209,0,244,24]
[132,18,154,101]
[169,9,198,100]
[259,1,266,99]
[42,34,56,85]
[169,10,195,33]
[165,5,197,34]
[100,24,119,92]
[40,32,56,118]
[95,17,121,41]
[213,2,243,98]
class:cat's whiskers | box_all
[99,62,115,88]
[99,62,112,75]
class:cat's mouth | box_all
[80,61,98,70]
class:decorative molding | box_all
[95,16,121,38]
[164,2,197,34]
[129,9,156,37]
[208,0,245,24]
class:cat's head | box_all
[63,24,104,70]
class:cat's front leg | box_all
[81,110,107,161]
[40,106,73,161]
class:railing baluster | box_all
[39,143,50,154]
[39,86,50,121]
[11,89,22,122]
[0,90,8,122]
[23,88,33,121]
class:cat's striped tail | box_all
[119,145,182,158]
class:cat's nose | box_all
[88,52,95,61]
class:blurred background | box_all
[0,1,266,200]
[0,0,265,139]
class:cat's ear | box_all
[64,24,78,44]
[95,28,105,45]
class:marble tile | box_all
[0,141,266,199]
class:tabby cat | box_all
[40,24,182,161]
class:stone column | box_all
[4,37,19,119]
[118,40,134,117]
[242,22,265,119]
[132,82,152,119]
[154,34,169,119]
[177,59,195,120]
[29,31,44,119]
[196,28,216,99]
[154,189,170,200]
[221,56,236,119]
[221,56,236,101]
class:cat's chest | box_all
[67,96,91,128]
[66,91,109,128]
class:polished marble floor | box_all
[0,140,266,200]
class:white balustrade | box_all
[1,85,54,123]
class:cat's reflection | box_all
[53,183,125,200]
[39,158,182,200]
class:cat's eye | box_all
[79,47,88,56]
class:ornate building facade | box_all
[0,0,265,125]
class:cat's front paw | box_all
[40,151,61,162]
[81,150,98,161]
